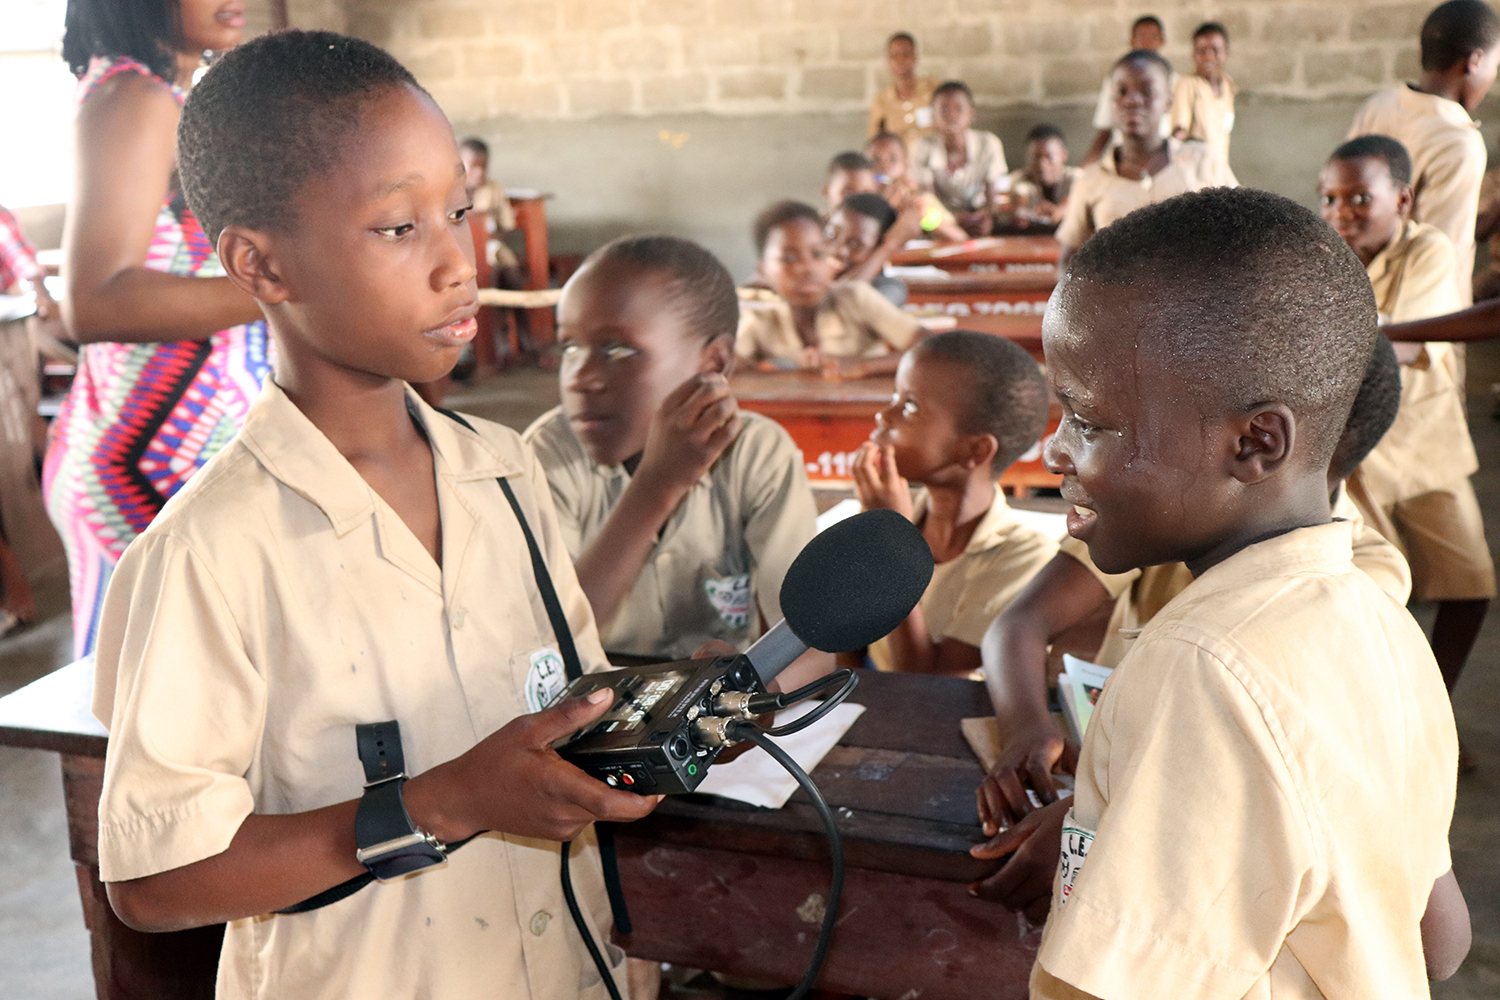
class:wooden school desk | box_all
[507,189,555,346]
[0,664,1037,1000]
[891,235,1061,273]
[731,364,1061,494]
[903,269,1057,317]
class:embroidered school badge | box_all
[703,574,752,628]
[1058,810,1095,905]
[526,647,568,712]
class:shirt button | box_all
[451,607,466,629]
[529,910,551,936]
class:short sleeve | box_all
[1334,488,1412,605]
[734,417,819,627]
[520,412,586,559]
[92,532,264,882]
[1169,75,1194,135]
[1038,633,1317,1000]
[909,136,936,191]
[984,131,1009,184]
[1413,130,1486,251]
[848,281,921,350]
[1055,171,1096,250]
[1091,77,1114,130]
[1387,230,1463,323]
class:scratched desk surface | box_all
[632,671,999,884]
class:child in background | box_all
[523,236,826,678]
[827,192,919,305]
[92,32,653,999]
[1170,22,1236,164]
[735,200,922,374]
[0,203,56,319]
[1057,49,1236,260]
[822,151,880,216]
[973,188,1467,993]
[1082,15,1172,166]
[974,335,1409,831]
[911,81,1009,237]
[995,124,1078,232]
[458,136,529,360]
[867,32,938,147]
[1321,134,1492,767]
[865,131,969,243]
[1349,0,1500,306]
[851,331,1056,676]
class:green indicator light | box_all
[687,764,697,775]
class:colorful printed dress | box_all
[43,57,273,657]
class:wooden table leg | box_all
[510,197,555,348]
[61,754,222,1000]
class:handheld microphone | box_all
[552,508,933,794]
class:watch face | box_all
[368,842,447,881]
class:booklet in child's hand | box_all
[1057,654,1113,745]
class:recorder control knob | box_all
[668,734,691,760]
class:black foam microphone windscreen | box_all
[779,508,934,653]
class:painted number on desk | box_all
[806,450,859,478]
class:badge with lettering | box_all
[526,648,568,712]
[703,574,752,629]
[1057,809,1095,906]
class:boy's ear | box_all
[700,334,736,378]
[217,226,289,305]
[966,432,1000,474]
[1227,404,1294,484]
[1396,184,1415,217]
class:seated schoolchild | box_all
[822,151,880,216]
[911,81,1009,237]
[1056,49,1236,261]
[865,130,969,243]
[851,331,1057,676]
[827,192,920,305]
[91,32,655,999]
[1320,135,1493,767]
[523,236,827,683]
[995,124,1079,233]
[735,200,923,374]
[972,188,1468,992]
[976,334,1410,829]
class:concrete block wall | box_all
[334,0,1440,124]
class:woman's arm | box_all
[62,72,262,345]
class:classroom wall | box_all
[300,1,1496,275]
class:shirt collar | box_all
[912,485,1021,555]
[1365,218,1420,286]
[1176,521,1355,602]
[1400,82,1480,129]
[1099,137,1182,179]
[238,379,523,536]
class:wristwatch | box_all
[353,721,448,881]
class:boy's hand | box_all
[851,441,914,521]
[968,796,1070,922]
[976,721,1077,832]
[798,345,823,369]
[416,689,662,844]
[635,372,742,497]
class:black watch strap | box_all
[353,721,446,880]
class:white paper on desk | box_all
[694,700,866,808]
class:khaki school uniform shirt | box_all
[911,128,1010,214]
[523,407,817,660]
[870,488,1057,671]
[735,280,923,365]
[92,382,621,1000]
[1033,522,1456,1000]
[1170,72,1236,164]
[868,76,939,146]
[1058,491,1412,666]
[1360,219,1478,500]
[1055,138,1237,249]
[1350,84,1487,305]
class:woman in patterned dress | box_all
[46,0,272,656]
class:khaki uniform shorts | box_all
[1352,475,1496,601]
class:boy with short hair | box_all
[1349,0,1500,306]
[996,124,1078,232]
[867,32,938,147]
[828,191,918,305]
[92,32,653,999]
[977,188,1468,994]
[1170,22,1236,164]
[822,151,879,216]
[523,235,822,668]
[735,200,922,371]
[850,331,1057,675]
[1320,135,1493,759]
[910,81,1009,237]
